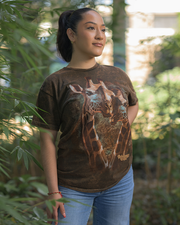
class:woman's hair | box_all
[56,7,96,62]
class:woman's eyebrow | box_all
[84,21,105,26]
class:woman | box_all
[32,7,139,225]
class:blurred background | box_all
[0,0,180,224]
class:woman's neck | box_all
[67,57,97,69]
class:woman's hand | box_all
[47,193,66,225]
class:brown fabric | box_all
[32,62,138,192]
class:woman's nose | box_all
[95,29,104,39]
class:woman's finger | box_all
[59,204,66,218]
[46,208,53,224]
[53,206,59,225]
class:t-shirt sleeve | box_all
[127,78,138,106]
[32,82,60,131]
[121,70,138,106]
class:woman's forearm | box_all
[40,130,59,192]
[128,102,139,125]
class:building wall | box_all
[125,3,179,83]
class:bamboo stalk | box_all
[166,124,172,194]
[156,148,161,187]
[166,70,172,194]
[143,136,152,181]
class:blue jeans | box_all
[52,165,134,225]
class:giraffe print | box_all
[69,77,131,169]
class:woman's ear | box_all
[66,28,76,43]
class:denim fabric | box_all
[52,165,134,225]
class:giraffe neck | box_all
[82,111,103,153]
[115,119,131,155]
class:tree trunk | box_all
[112,0,126,71]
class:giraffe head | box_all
[69,77,127,122]
[69,77,115,117]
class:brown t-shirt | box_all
[32,62,138,192]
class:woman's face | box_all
[72,10,106,58]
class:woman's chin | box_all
[93,52,103,57]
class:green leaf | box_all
[21,101,47,125]
[0,76,9,82]
[26,191,43,198]
[14,99,20,108]
[11,197,38,202]
[45,200,53,213]
[54,10,60,16]
[2,87,27,95]
[18,48,36,72]
[23,152,29,170]
[0,95,10,103]
[6,1,32,4]
[0,199,29,224]
[13,7,23,20]
[11,146,20,154]
[24,149,44,171]
[24,141,40,151]
[0,165,10,178]
[22,101,37,108]
[33,206,46,219]
[5,4,13,14]
[51,199,56,207]
[22,66,47,75]
[0,49,21,63]
[56,198,70,204]
[17,147,23,161]
[0,158,10,163]
[0,146,9,153]
[50,11,54,17]
[30,182,48,195]
[3,126,9,139]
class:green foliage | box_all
[0,175,68,224]
[0,1,117,224]
[0,0,57,223]
[131,187,180,225]
[150,34,180,77]
[132,200,150,225]
[0,0,53,176]
[133,66,180,140]
[131,48,180,223]
[154,189,180,225]
[0,174,45,199]
[132,67,180,179]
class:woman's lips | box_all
[93,43,103,47]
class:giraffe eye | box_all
[105,103,109,108]
[86,91,93,96]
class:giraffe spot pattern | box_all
[70,77,131,169]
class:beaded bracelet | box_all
[48,191,62,196]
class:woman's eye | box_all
[87,27,106,32]
[87,27,95,30]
